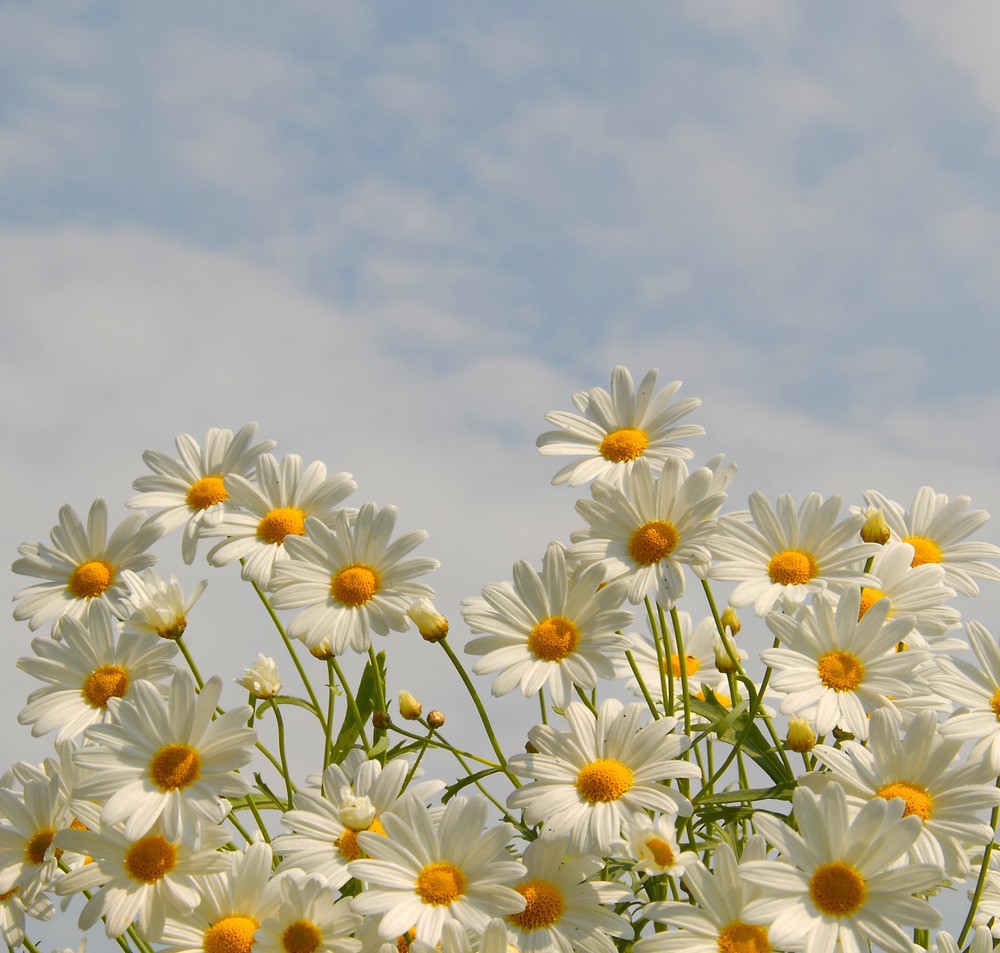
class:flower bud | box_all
[398,690,422,721]
[308,638,336,660]
[786,717,816,753]
[427,709,445,729]
[714,638,737,674]
[372,710,391,730]
[235,654,281,699]
[720,606,741,636]
[860,506,891,545]
[338,793,377,831]
[407,598,449,642]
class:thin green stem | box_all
[645,597,672,716]
[263,700,296,808]
[959,785,1000,946]
[539,687,548,726]
[175,634,205,690]
[368,645,388,763]
[626,648,661,720]
[245,792,272,843]
[330,656,373,757]
[324,658,337,770]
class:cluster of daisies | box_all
[4,368,1000,953]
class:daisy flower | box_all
[129,422,276,564]
[536,366,704,488]
[569,457,728,608]
[710,492,878,616]
[205,452,357,587]
[0,774,71,901]
[507,698,700,855]
[256,872,361,953]
[268,505,439,655]
[17,599,177,744]
[235,653,282,699]
[0,883,53,949]
[626,814,694,880]
[742,783,943,953]
[863,486,1000,596]
[463,542,633,708]
[12,498,161,633]
[73,670,255,845]
[120,568,207,641]
[349,796,526,947]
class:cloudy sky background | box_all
[4,2,1000,947]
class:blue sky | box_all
[4,3,1000,947]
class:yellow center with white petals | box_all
[124,834,177,884]
[330,564,381,607]
[24,828,56,865]
[817,651,865,692]
[599,427,649,463]
[186,475,228,511]
[717,921,772,953]
[81,664,130,708]
[991,689,1000,722]
[668,653,700,678]
[415,862,467,906]
[629,520,679,565]
[282,920,321,953]
[767,549,817,586]
[858,587,892,619]
[528,616,579,662]
[575,758,634,803]
[68,559,114,598]
[876,780,933,820]
[904,535,943,567]
[509,879,566,930]
[0,886,18,903]
[204,915,259,953]
[149,743,201,791]
[257,507,306,545]
[645,836,675,868]
[809,861,867,917]
[335,816,386,861]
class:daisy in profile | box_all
[129,422,275,564]
[204,453,357,586]
[120,568,207,641]
[255,872,361,953]
[0,882,53,949]
[463,542,633,708]
[536,366,704,488]
[268,505,439,655]
[863,486,1000,595]
[12,498,161,633]
[0,774,71,901]
[507,698,700,855]
[710,492,878,616]
[569,458,727,608]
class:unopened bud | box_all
[235,654,282,699]
[427,709,445,729]
[860,507,891,545]
[338,793,376,831]
[398,690,422,721]
[720,607,741,636]
[308,638,336,660]
[713,639,737,674]
[372,710,391,730]
[407,598,449,642]
[786,717,816,753]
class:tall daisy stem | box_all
[958,785,1000,946]
[329,655,373,757]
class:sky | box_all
[4,2,1000,948]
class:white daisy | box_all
[463,542,633,708]
[235,653,282,699]
[256,871,361,953]
[0,883,53,949]
[626,814,694,880]
[120,568,208,641]
[12,498,161,633]
[506,698,700,855]
[129,422,276,564]
[536,366,704,488]
[0,774,71,901]
[205,452,357,586]
[268,505,439,655]
[710,492,878,616]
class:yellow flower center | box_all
[257,507,306,545]
[876,780,933,821]
[24,828,56,865]
[204,915,259,953]
[629,520,679,565]
[281,921,321,953]
[186,475,228,511]
[81,664,130,708]
[668,653,700,678]
[68,559,114,598]
[858,587,892,620]
[149,743,201,791]
[124,834,177,884]
[396,930,416,953]
[528,616,580,662]
[330,564,381,607]
[991,689,1000,722]
[767,549,817,586]
[156,618,188,640]
[575,758,634,803]
[335,816,386,861]
[508,878,566,930]
[717,921,772,953]
[0,886,18,903]
[817,651,865,692]
[645,836,675,868]
[415,862,467,906]
[809,861,867,918]
[904,535,943,567]
[599,427,649,463]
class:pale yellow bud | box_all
[338,793,376,831]
[714,638,737,674]
[860,506,891,545]
[398,689,423,721]
[235,654,282,699]
[427,709,445,729]
[407,598,449,642]
[308,638,336,660]
[720,606,741,636]
[786,717,816,753]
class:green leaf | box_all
[442,768,500,803]
[329,652,386,764]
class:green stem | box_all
[175,634,205,690]
[324,658,337,770]
[573,684,598,715]
[330,656,372,757]
[626,648,660,720]
[245,792,272,843]
[263,699,296,808]
[958,786,1000,945]
[539,687,548,726]
[368,645,388,763]
[669,606,692,737]
[645,597,672,716]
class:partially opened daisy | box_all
[120,568,207,641]
[129,422,275,564]
[0,880,53,948]
[255,872,361,953]
[0,774,71,901]
[12,498,161,633]
[536,366,704,488]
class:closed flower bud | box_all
[427,709,445,729]
[786,717,816,753]
[235,654,282,699]
[398,689,422,720]
[372,710,391,730]
[308,637,336,660]
[407,597,449,642]
[714,638,737,674]
[720,606,741,636]
[338,793,377,831]
[860,506,891,545]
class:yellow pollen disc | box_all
[330,563,381,607]
[281,920,321,953]
[991,689,1000,722]
[817,651,865,692]
[645,837,675,868]
[599,427,649,463]
[81,664,130,708]
[575,758,634,803]
[415,862,467,906]
[858,587,892,620]
[0,886,18,903]
[124,834,177,884]
[876,780,933,821]
[335,816,386,861]
[149,743,201,791]
[767,549,818,586]
[809,861,867,918]
[508,878,566,931]
[717,921,772,953]
[904,535,943,567]
[203,915,259,953]
[668,653,700,678]
[628,520,679,565]
[24,828,56,865]
[186,474,228,511]
[257,507,306,545]
[68,559,114,598]
[528,616,580,662]
[395,929,416,953]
